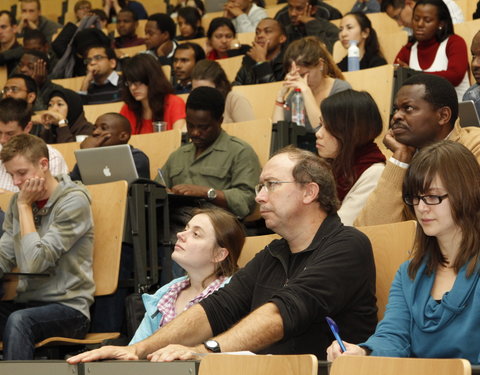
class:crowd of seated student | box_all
[192,59,254,123]
[337,11,386,71]
[315,89,385,226]
[120,53,186,133]
[16,0,61,42]
[394,0,469,100]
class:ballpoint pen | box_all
[325,316,347,353]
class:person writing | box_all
[327,140,480,364]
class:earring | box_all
[439,26,443,30]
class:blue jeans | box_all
[0,301,89,360]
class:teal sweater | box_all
[362,260,480,364]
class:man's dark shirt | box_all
[0,41,23,75]
[114,35,145,49]
[285,19,339,52]
[233,47,286,86]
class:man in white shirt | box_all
[223,0,267,33]
[0,98,67,192]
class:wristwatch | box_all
[58,119,68,127]
[203,339,221,353]
[207,188,217,201]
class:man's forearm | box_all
[18,203,36,236]
[134,304,213,358]
[211,302,284,353]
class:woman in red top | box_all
[120,54,186,134]
[394,0,469,100]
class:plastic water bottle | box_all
[348,40,360,72]
[291,88,305,127]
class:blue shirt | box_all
[362,260,480,364]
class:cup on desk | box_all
[153,121,167,132]
[76,135,88,142]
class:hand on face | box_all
[223,1,244,18]
[39,110,64,127]
[80,133,111,149]
[247,40,268,63]
[32,59,47,83]
[283,61,309,92]
[383,129,416,163]
[17,177,47,205]
[297,4,315,25]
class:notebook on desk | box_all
[74,144,138,185]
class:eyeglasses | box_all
[84,55,108,65]
[255,181,296,195]
[124,81,144,87]
[403,194,448,206]
[1,86,27,95]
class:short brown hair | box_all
[274,145,339,214]
[283,36,344,80]
[403,140,480,278]
[0,133,49,164]
[20,0,41,10]
[192,206,245,283]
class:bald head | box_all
[92,113,131,146]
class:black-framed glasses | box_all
[84,55,108,65]
[255,181,296,195]
[403,194,448,206]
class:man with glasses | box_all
[381,0,463,34]
[1,74,37,110]
[79,45,122,104]
[355,73,480,226]
[68,139,377,364]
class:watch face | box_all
[205,339,221,352]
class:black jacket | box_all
[200,214,378,359]
[232,47,286,86]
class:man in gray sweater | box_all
[0,133,95,360]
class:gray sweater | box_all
[0,174,95,319]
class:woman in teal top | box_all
[327,140,480,364]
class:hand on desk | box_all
[66,345,139,363]
[147,344,202,362]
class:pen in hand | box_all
[326,316,347,353]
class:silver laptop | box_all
[74,144,138,185]
[459,100,480,127]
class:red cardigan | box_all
[395,34,468,87]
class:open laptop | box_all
[74,144,138,185]
[459,100,480,128]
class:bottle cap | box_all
[294,88,301,92]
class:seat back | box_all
[84,102,124,123]
[344,64,395,155]
[0,66,7,90]
[217,55,245,82]
[199,354,318,375]
[115,44,147,58]
[86,180,128,296]
[129,129,182,179]
[232,81,284,120]
[52,76,86,91]
[222,118,272,167]
[239,233,281,268]
[330,356,471,375]
[357,220,416,320]
[53,142,81,171]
